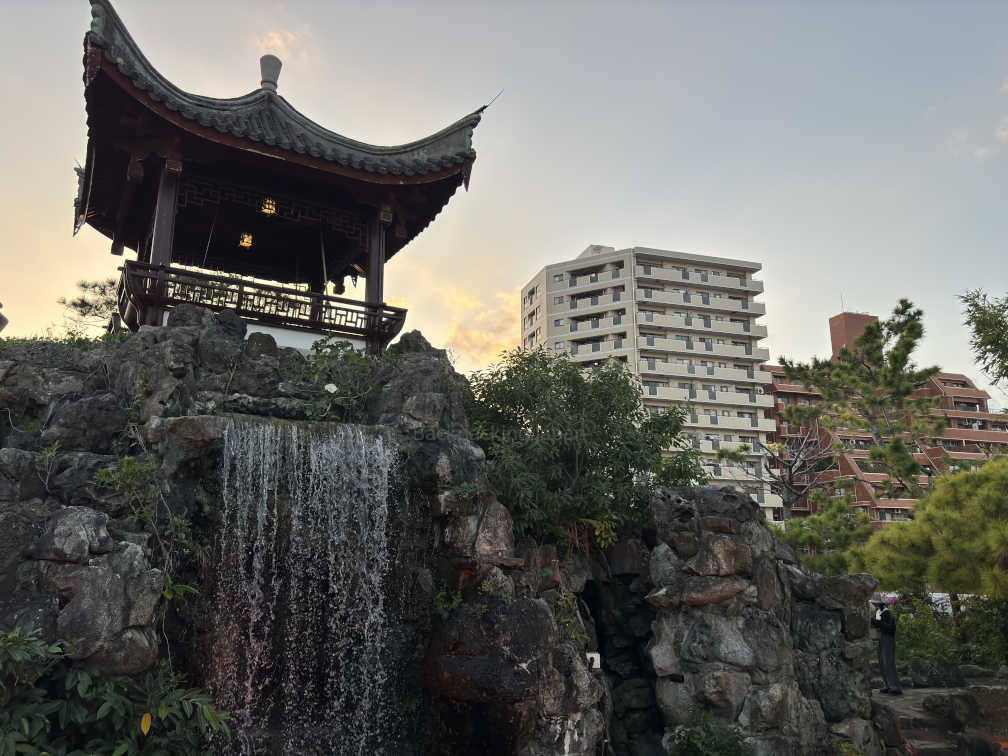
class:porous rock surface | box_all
[0,306,888,754]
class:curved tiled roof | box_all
[85,0,481,178]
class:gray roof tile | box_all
[86,0,481,178]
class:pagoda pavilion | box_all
[76,0,481,351]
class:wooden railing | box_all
[116,261,407,349]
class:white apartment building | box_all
[521,244,782,518]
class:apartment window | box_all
[553,274,564,282]
[724,434,733,441]
[717,339,725,344]
[554,318,565,327]
[720,385,730,392]
[646,335,655,346]
[834,488,845,497]
[715,315,724,321]
[718,362,727,368]
[704,408,717,416]
[722,410,730,416]
[644,311,655,322]
[554,296,564,304]
[643,288,654,298]
[774,375,784,384]
[702,384,715,391]
[712,271,721,277]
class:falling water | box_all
[208,418,398,755]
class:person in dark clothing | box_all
[871,601,902,695]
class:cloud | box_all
[997,117,1008,143]
[446,288,520,367]
[255,30,297,58]
[974,146,993,161]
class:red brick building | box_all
[762,314,1008,525]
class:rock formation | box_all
[0,306,894,755]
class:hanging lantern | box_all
[238,232,253,248]
[260,197,276,215]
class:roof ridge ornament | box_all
[260,55,281,92]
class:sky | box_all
[1,0,1007,405]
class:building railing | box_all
[116,261,407,348]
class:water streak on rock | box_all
[210,419,396,755]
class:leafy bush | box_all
[665,713,754,756]
[282,336,398,422]
[893,598,958,665]
[0,625,227,755]
[467,348,691,545]
[956,597,1008,668]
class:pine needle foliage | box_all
[961,289,1008,386]
[859,457,1008,596]
[779,299,943,500]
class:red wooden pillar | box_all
[148,158,181,325]
[364,205,392,353]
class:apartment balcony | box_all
[714,464,765,483]
[547,268,627,294]
[648,385,773,409]
[684,412,777,433]
[637,360,772,385]
[762,493,784,510]
[695,439,761,455]
[561,292,627,316]
[568,340,631,360]
[634,288,767,316]
[565,315,630,337]
[636,334,771,362]
[634,264,765,294]
[645,312,768,339]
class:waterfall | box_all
[208,418,398,755]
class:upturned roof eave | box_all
[84,0,481,179]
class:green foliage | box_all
[467,348,689,545]
[0,625,227,755]
[57,278,120,329]
[283,336,397,422]
[956,597,1008,668]
[92,456,201,600]
[666,713,754,756]
[655,441,710,489]
[0,330,125,358]
[781,299,943,500]
[94,456,159,524]
[961,289,1008,386]
[432,587,463,618]
[893,598,958,665]
[860,457,1008,596]
[549,591,589,647]
[781,494,873,576]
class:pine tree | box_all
[858,457,1008,597]
[961,289,1008,387]
[780,299,943,500]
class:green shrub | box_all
[467,348,690,546]
[955,597,1008,668]
[665,713,754,756]
[893,598,957,665]
[0,625,227,755]
[282,336,398,422]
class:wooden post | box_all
[148,159,181,325]
[364,205,391,352]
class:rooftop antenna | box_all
[840,292,845,312]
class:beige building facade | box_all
[521,244,781,517]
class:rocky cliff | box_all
[0,307,898,755]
